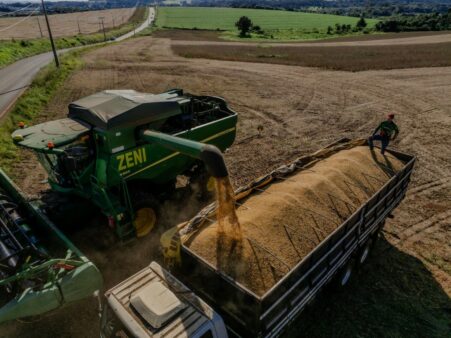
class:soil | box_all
[170,32,451,47]
[1,36,450,337]
[173,42,451,71]
[0,8,135,40]
[155,28,451,43]
[153,29,226,41]
[187,146,405,295]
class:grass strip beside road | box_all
[0,7,146,69]
[0,50,84,173]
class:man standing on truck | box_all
[368,113,399,154]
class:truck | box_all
[100,139,416,338]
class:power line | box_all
[0,85,30,97]
[36,16,43,38]
[98,16,106,41]
[40,0,59,68]
[0,4,38,18]
[0,9,39,33]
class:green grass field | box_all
[156,7,379,41]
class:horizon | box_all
[0,0,89,3]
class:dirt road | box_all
[2,37,450,337]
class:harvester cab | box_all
[11,89,237,240]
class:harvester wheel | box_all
[133,197,159,238]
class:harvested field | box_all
[173,42,451,71]
[187,145,406,295]
[1,36,450,337]
[155,28,451,43]
[153,29,225,41]
[0,8,135,40]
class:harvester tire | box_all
[132,195,159,238]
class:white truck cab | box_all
[100,262,228,338]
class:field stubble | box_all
[1,37,450,337]
[0,8,135,40]
[173,42,451,71]
[153,28,451,43]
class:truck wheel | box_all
[358,239,373,265]
[337,261,354,287]
[133,197,159,238]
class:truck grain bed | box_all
[173,139,416,337]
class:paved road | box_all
[0,7,154,119]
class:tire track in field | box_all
[235,102,298,136]
[349,78,450,182]
[395,210,451,245]
[405,176,451,200]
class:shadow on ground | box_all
[1,220,449,337]
[283,236,451,338]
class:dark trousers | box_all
[369,134,390,154]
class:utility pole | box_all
[77,18,81,35]
[99,17,106,41]
[36,16,43,38]
[112,17,115,28]
[40,0,59,67]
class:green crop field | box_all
[155,7,379,41]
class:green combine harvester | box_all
[0,89,238,322]
[0,169,102,322]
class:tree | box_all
[235,16,253,37]
[356,17,368,30]
[327,26,333,34]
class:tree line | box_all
[376,11,451,32]
[235,15,369,37]
[191,0,451,18]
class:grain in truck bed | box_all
[186,145,405,295]
[172,139,415,337]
